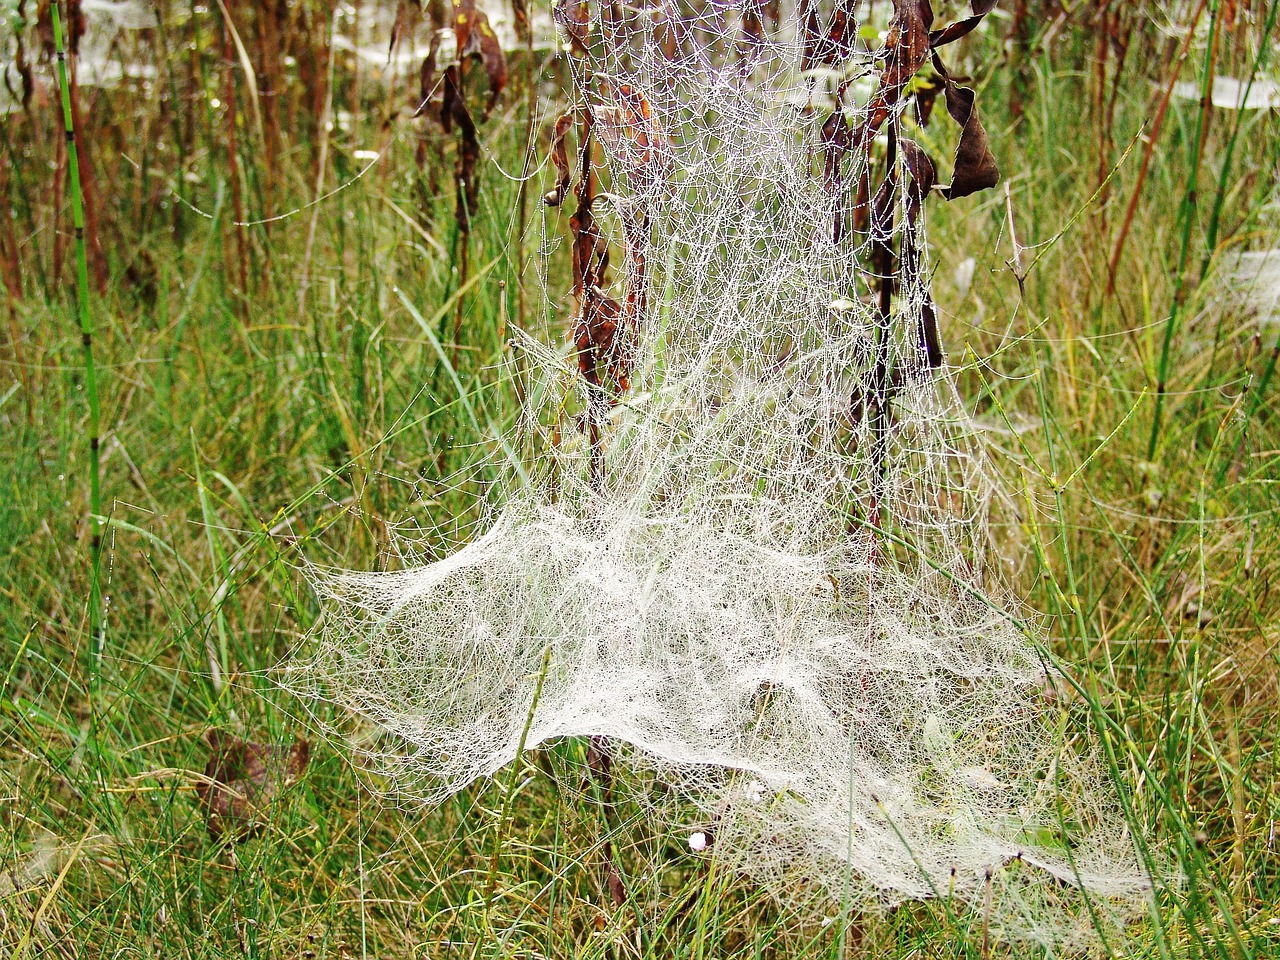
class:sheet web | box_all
[289,0,1152,945]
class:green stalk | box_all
[51,0,104,676]
[1193,0,1280,430]
[1147,0,1221,462]
[1199,0,1280,281]
[484,643,554,935]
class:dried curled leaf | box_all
[853,0,933,150]
[564,113,637,399]
[420,0,508,123]
[929,0,998,48]
[544,112,576,206]
[799,0,823,72]
[801,0,857,70]
[453,0,507,118]
[511,0,530,39]
[596,80,669,177]
[739,2,764,54]
[416,28,451,119]
[195,730,310,842]
[450,81,482,229]
[900,139,943,368]
[900,138,936,213]
[554,0,591,56]
[933,55,999,200]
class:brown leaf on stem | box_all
[417,31,448,118]
[929,0,997,48]
[740,2,764,50]
[390,0,423,59]
[853,0,933,150]
[421,0,508,123]
[554,0,591,57]
[511,0,530,38]
[569,179,608,301]
[449,0,507,117]
[900,138,936,212]
[914,75,942,125]
[195,730,310,842]
[544,112,576,207]
[900,139,943,367]
[933,56,999,200]
[569,85,656,398]
[595,80,668,179]
[605,858,627,905]
[804,0,858,70]
[799,0,823,71]
[566,119,633,398]
[450,82,482,230]
[463,9,508,117]
[584,734,614,792]
[822,0,857,67]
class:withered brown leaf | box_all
[929,0,998,48]
[799,0,823,72]
[452,0,508,117]
[544,112,576,207]
[900,139,944,367]
[802,0,858,70]
[553,0,591,57]
[195,730,310,842]
[933,57,999,200]
[853,0,933,150]
[511,0,530,39]
[389,0,423,59]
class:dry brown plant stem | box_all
[869,122,898,532]
[221,13,248,299]
[1105,0,1210,298]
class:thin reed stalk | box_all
[1105,0,1210,300]
[516,37,537,331]
[1147,0,1223,461]
[51,0,104,675]
[1200,0,1280,280]
[68,60,107,295]
[1193,0,1280,432]
[221,8,248,298]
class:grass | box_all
[1,7,1279,957]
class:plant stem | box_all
[51,0,104,676]
[869,121,898,531]
[1105,0,1209,300]
[484,643,553,932]
[1147,0,1221,462]
[515,36,537,333]
[1193,0,1280,432]
[1199,0,1280,282]
[221,6,248,299]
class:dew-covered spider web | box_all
[288,0,1153,946]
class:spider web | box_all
[287,0,1154,946]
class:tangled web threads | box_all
[289,0,1153,945]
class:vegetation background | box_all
[0,0,1278,956]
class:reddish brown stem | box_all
[0,146,23,302]
[68,66,107,294]
[257,0,283,250]
[222,15,248,299]
[1105,0,1210,299]
[869,125,898,532]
